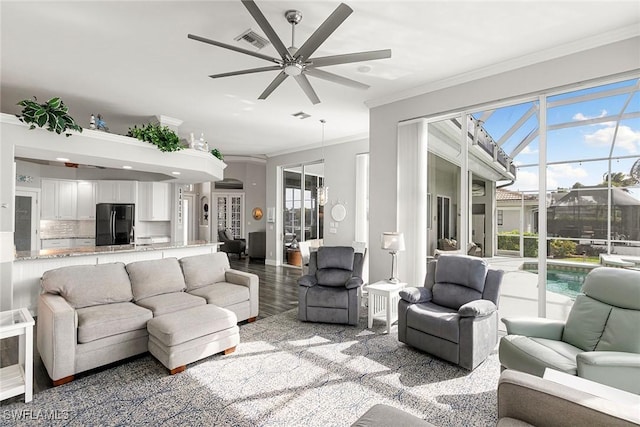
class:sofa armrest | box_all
[498,370,640,426]
[225,269,259,318]
[298,275,317,287]
[37,293,77,382]
[345,277,363,289]
[399,287,432,304]
[577,352,640,395]
[501,317,565,340]
[459,300,496,317]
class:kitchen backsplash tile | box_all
[41,220,95,238]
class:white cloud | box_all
[584,124,640,153]
[519,146,538,155]
[513,163,589,191]
[573,110,607,121]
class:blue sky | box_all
[473,78,640,194]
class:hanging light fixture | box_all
[317,119,329,206]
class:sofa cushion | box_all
[147,305,237,347]
[188,282,250,307]
[136,292,206,317]
[407,302,459,343]
[76,302,152,343]
[317,246,354,270]
[305,286,350,309]
[126,258,186,302]
[41,262,133,309]
[594,307,640,353]
[562,295,611,351]
[434,254,488,292]
[582,267,640,310]
[431,283,482,310]
[179,253,229,291]
[316,269,353,287]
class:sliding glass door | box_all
[282,162,324,266]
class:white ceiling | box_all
[1,1,638,158]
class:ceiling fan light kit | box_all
[188,0,391,104]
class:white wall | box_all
[265,138,368,265]
[222,160,267,235]
[369,37,640,285]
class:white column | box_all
[460,113,470,251]
[397,119,428,287]
[538,96,548,318]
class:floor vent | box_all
[234,29,270,50]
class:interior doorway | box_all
[14,189,39,252]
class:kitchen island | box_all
[13,241,221,313]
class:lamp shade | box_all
[381,232,405,252]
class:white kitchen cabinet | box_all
[41,239,75,249]
[97,181,137,204]
[74,238,95,247]
[138,182,171,221]
[40,179,77,220]
[76,181,97,220]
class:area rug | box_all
[1,310,501,426]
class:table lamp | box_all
[381,232,405,283]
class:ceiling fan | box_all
[187,0,391,104]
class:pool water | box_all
[524,268,589,299]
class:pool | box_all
[522,265,592,299]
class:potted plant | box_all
[210,148,224,161]
[16,96,83,137]
[127,123,183,152]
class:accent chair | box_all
[218,229,246,259]
[397,254,504,370]
[298,246,364,326]
[499,266,640,394]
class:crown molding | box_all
[366,25,640,109]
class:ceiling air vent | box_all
[292,111,311,119]
[234,29,270,50]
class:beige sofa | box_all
[498,370,640,426]
[37,252,258,385]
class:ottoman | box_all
[147,304,240,374]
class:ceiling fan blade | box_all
[309,49,392,67]
[306,68,369,90]
[294,74,321,105]
[188,34,280,64]
[209,66,282,79]
[241,0,292,61]
[295,3,353,62]
[259,71,288,100]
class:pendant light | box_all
[317,119,328,206]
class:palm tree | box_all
[601,172,635,191]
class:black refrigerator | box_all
[96,203,135,246]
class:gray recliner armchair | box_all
[218,229,246,259]
[499,266,640,394]
[397,254,504,370]
[298,246,364,326]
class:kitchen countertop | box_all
[15,241,221,261]
[40,236,95,240]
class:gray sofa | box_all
[37,252,258,385]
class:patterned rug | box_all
[1,310,501,426]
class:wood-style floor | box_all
[0,258,302,402]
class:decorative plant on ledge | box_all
[127,123,183,152]
[210,148,224,161]
[16,97,83,137]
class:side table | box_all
[365,280,407,334]
[0,308,35,403]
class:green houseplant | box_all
[210,148,224,161]
[127,123,183,152]
[16,96,83,137]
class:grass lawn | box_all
[556,256,600,264]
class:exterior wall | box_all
[369,37,640,284]
[265,138,368,265]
